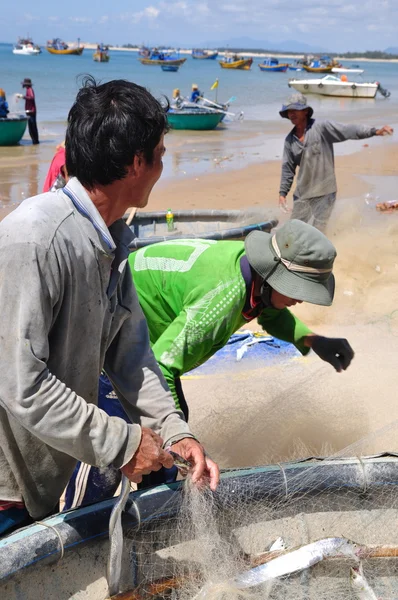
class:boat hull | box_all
[0,116,28,146]
[1,455,397,600]
[258,63,288,72]
[93,52,109,62]
[161,65,179,72]
[167,110,224,130]
[139,57,186,66]
[46,47,84,55]
[303,65,333,73]
[219,58,253,70]
[12,48,41,56]
[192,52,218,59]
[289,80,378,98]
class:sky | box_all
[1,0,397,53]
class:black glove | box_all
[311,336,354,372]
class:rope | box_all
[35,520,65,561]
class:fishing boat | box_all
[302,55,339,73]
[93,45,110,62]
[12,37,41,55]
[1,454,397,600]
[288,74,389,98]
[258,57,289,72]
[46,38,84,55]
[331,67,364,74]
[0,115,28,146]
[139,49,186,66]
[288,59,304,71]
[138,45,151,57]
[167,107,224,130]
[161,64,179,72]
[192,48,219,60]
[219,54,253,70]
[127,210,276,248]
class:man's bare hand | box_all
[279,195,291,213]
[121,427,174,483]
[170,438,220,491]
[375,125,393,136]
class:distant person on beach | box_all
[16,78,39,144]
[0,77,218,536]
[65,219,354,509]
[190,83,202,103]
[278,93,393,230]
[42,141,67,192]
[0,89,9,118]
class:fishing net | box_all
[116,430,398,600]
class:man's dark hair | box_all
[65,76,169,189]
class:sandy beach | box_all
[0,134,397,467]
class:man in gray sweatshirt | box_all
[0,77,219,535]
[278,93,393,230]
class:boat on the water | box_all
[332,66,364,74]
[1,454,397,600]
[302,55,339,73]
[139,48,186,66]
[161,64,179,72]
[258,57,289,72]
[46,38,84,55]
[192,48,218,60]
[288,59,305,71]
[288,74,388,98]
[12,38,41,55]
[93,44,110,62]
[0,115,28,146]
[219,54,253,70]
[167,107,224,130]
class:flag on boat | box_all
[210,79,219,90]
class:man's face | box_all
[287,109,308,128]
[271,289,303,310]
[126,134,166,209]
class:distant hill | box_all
[201,36,328,53]
[385,47,398,55]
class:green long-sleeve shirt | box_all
[129,239,311,410]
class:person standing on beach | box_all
[278,93,393,230]
[17,78,39,144]
[0,77,218,536]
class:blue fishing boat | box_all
[258,57,289,72]
[139,48,186,66]
[192,48,218,60]
[288,59,304,71]
[161,64,179,72]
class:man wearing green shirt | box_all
[65,219,354,507]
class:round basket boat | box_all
[0,115,28,146]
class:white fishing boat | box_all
[12,37,41,55]
[332,67,364,74]
[288,74,387,98]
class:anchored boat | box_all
[12,38,41,55]
[139,49,186,66]
[192,49,218,60]
[259,57,289,72]
[219,54,253,70]
[93,45,110,62]
[46,38,84,55]
[0,115,28,146]
[288,74,390,98]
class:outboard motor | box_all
[376,82,391,98]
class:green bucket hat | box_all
[244,220,336,306]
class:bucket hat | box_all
[22,78,33,87]
[279,93,313,119]
[244,220,336,306]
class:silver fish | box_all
[350,562,378,600]
[168,450,193,476]
[107,474,131,597]
[192,537,360,598]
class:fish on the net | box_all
[107,475,131,597]
[192,537,361,598]
[350,562,378,600]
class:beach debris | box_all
[375,265,381,273]
[376,200,398,212]
[350,562,378,600]
[343,290,354,296]
[269,537,286,552]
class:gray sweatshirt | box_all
[279,119,377,200]
[0,178,193,519]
